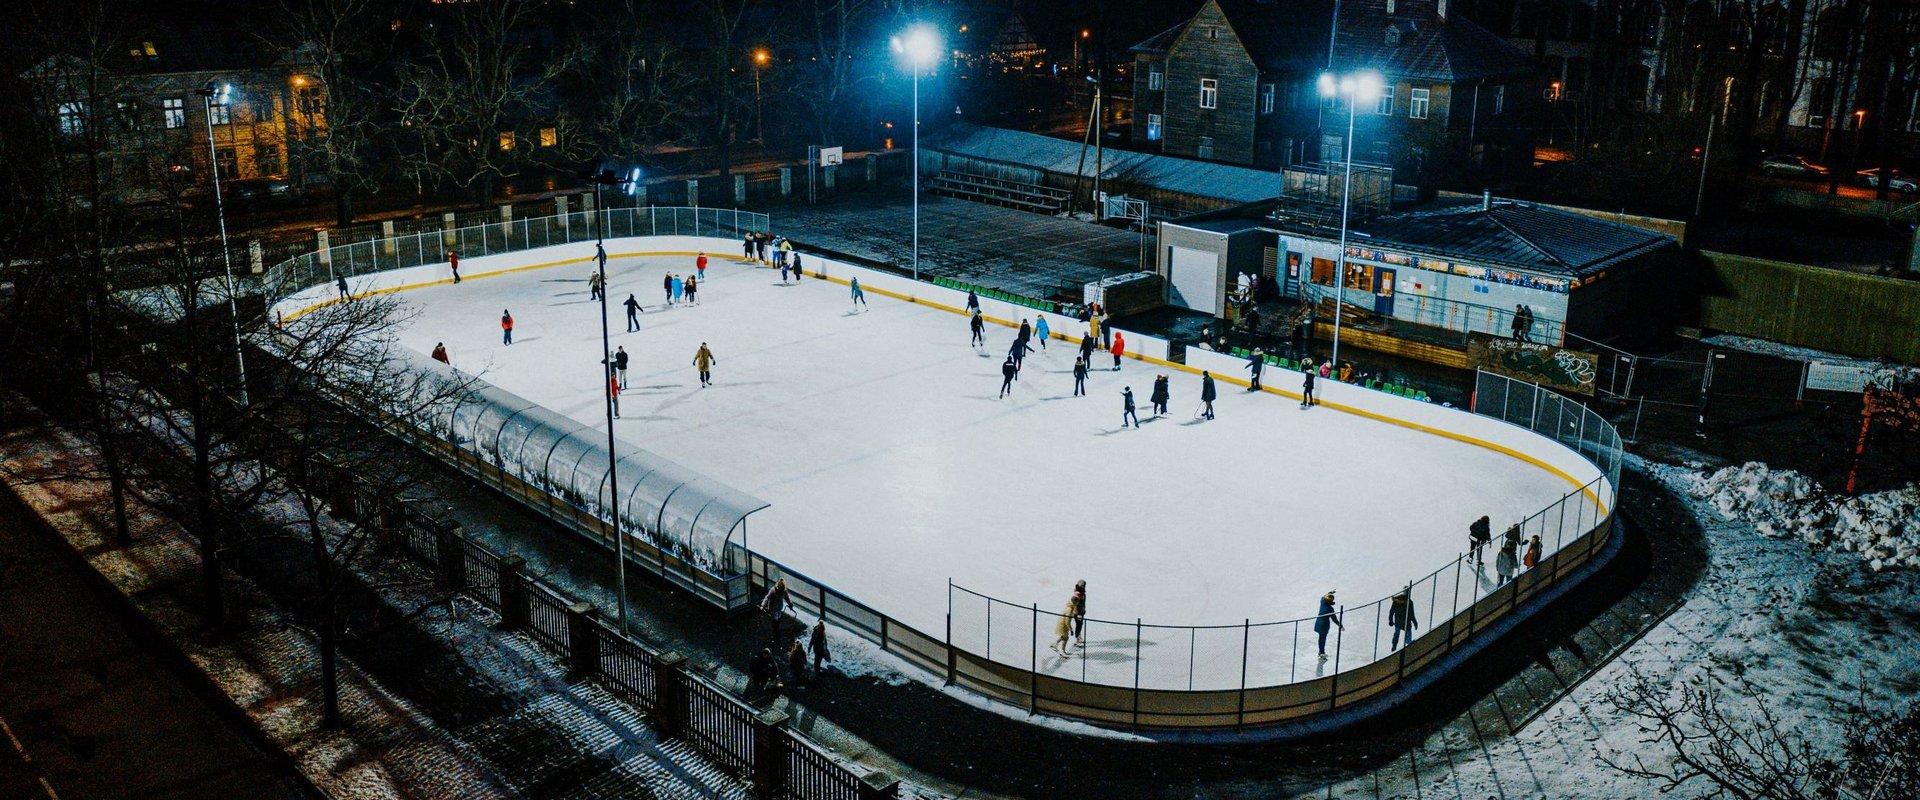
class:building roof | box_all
[1183,196,1677,279]
[1355,199,1674,277]
[927,123,1287,205]
[1131,0,1529,81]
[1331,0,1532,81]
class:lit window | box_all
[1148,68,1163,90]
[1146,113,1162,140]
[1376,85,1394,115]
[498,131,516,151]
[539,126,557,147]
[164,97,185,129]
[1493,85,1505,115]
[209,101,232,126]
[1261,83,1274,114]
[1199,78,1218,109]
[58,101,85,135]
[1409,87,1430,119]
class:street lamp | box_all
[588,163,640,635]
[196,82,250,405]
[892,24,941,281]
[751,49,770,143]
[1316,69,1383,372]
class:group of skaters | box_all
[746,577,834,698]
[1468,514,1544,585]
[744,231,809,283]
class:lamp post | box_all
[751,49,770,143]
[589,164,641,635]
[1316,70,1383,372]
[197,82,250,405]
[893,24,940,281]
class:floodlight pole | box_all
[199,84,249,406]
[593,180,628,635]
[911,59,921,281]
[1329,87,1359,370]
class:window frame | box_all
[1148,68,1163,91]
[1199,77,1219,110]
[1409,87,1431,119]
[1146,113,1163,141]
[1260,83,1275,114]
[208,101,232,126]
[163,97,186,129]
[1375,85,1395,115]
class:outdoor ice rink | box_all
[389,247,1577,686]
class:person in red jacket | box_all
[608,371,622,418]
[696,252,708,280]
[501,310,514,345]
[1110,331,1126,371]
[448,249,461,283]
[1523,534,1542,569]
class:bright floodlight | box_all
[1354,71,1384,103]
[1317,72,1337,98]
[895,24,941,68]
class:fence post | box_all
[381,220,396,257]
[1329,607,1344,708]
[498,204,513,240]
[434,522,466,593]
[866,154,877,185]
[315,229,331,271]
[495,556,528,630]
[780,166,793,197]
[652,651,688,736]
[751,710,790,798]
[1132,618,1142,727]
[248,240,264,274]
[857,771,900,800]
[565,602,601,680]
[1029,604,1038,714]
[1237,619,1250,728]
[556,195,570,238]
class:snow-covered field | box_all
[381,245,1578,686]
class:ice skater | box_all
[1072,356,1088,396]
[1523,534,1542,570]
[588,269,604,302]
[969,311,985,347]
[624,293,641,331]
[792,252,805,279]
[742,233,754,261]
[849,276,867,308]
[693,342,716,387]
[500,309,514,345]
[1150,375,1169,415]
[448,249,461,283]
[965,289,980,315]
[662,273,674,306]
[999,357,1017,398]
[1468,516,1492,565]
[1110,331,1126,371]
[608,370,622,418]
[780,261,790,283]
[1071,580,1087,647]
[696,252,708,281]
[1121,386,1139,428]
[1009,336,1032,375]
[335,274,350,299]
[1034,316,1050,349]
[1314,591,1342,658]
[671,273,685,305]
[684,274,698,305]
[1389,587,1419,650]
[1050,600,1074,657]
[1300,364,1317,407]
[1246,347,1264,391]
[613,346,629,389]
[1198,371,1217,419]
[431,342,450,364]
[1078,333,1097,366]
[1017,319,1032,348]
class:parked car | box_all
[1855,167,1918,193]
[1759,154,1829,179]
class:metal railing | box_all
[1301,281,1568,346]
[930,370,1620,725]
[264,206,771,304]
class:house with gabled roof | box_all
[1131,0,1537,180]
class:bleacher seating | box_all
[927,171,1070,214]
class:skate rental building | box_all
[1156,192,1681,361]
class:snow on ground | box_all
[389,250,1574,688]
[1326,455,1920,799]
[1672,462,1920,571]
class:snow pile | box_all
[1680,462,1920,571]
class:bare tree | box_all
[277,0,405,225]
[566,0,702,165]
[695,0,755,177]
[785,0,884,148]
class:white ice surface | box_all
[391,250,1575,687]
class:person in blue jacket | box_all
[1314,590,1342,658]
[1033,316,1050,350]
[850,277,867,308]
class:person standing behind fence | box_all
[1469,515,1492,565]
[761,577,790,633]
[1051,600,1074,657]
[448,249,461,283]
[1496,536,1519,585]
[810,618,831,673]
[500,310,513,345]
[787,641,809,688]
[1389,586,1419,650]
[1523,534,1542,570]
[1315,591,1342,658]
[1087,310,1102,351]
